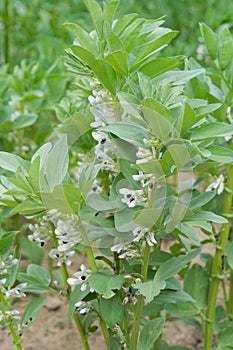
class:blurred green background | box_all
[1,0,233,67]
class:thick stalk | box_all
[228,271,233,317]
[79,224,110,349]
[0,289,23,350]
[4,0,10,68]
[204,162,233,350]
[130,243,151,350]
[51,224,90,350]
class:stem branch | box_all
[204,162,233,349]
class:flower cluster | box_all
[67,264,93,291]
[2,283,27,299]
[0,255,18,275]
[119,188,146,208]
[133,226,157,246]
[0,309,20,322]
[28,210,81,267]
[206,174,225,195]
[28,222,51,247]
[75,301,92,315]
[111,243,137,259]
[54,216,81,252]
[88,80,115,127]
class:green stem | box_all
[79,225,98,273]
[228,271,233,318]
[0,289,23,350]
[79,224,110,349]
[130,243,151,350]
[50,223,90,350]
[153,335,162,350]
[204,162,233,350]
[4,0,10,68]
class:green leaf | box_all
[71,45,117,94]
[0,152,30,173]
[142,101,172,140]
[12,114,38,130]
[64,23,98,54]
[99,294,124,328]
[133,279,166,302]
[191,123,233,141]
[131,29,178,70]
[21,296,47,326]
[150,250,172,265]
[20,237,44,265]
[194,103,221,120]
[41,184,81,214]
[153,290,196,305]
[134,208,163,229]
[206,145,233,163]
[155,249,200,281]
[185,211,228,224]
[189,191,216,210]
[84,0,103,38]
[175,102,196,135]
[29,157,40,193]
[104,21,123,52]
[100,122,148,146]
[0,231,18,257]
[68,285,90,326]
[143,97,170,121]
[184,264,209,309]
[44,134,69,192]
[105,51,129,75]
[136,317,165,350]
[139,56,185,78]
[218,26,233,70]
[219,326,233,347]
[88,270,125,298]
[18,264,51,294]
[103,1,119,25]
[11,198,45,215]
[199,22,219,59]
[176,223,200,246]
[27,264,51,286]
[114,207,137,232]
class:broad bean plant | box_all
[1,1,233,350]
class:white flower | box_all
[28,223,49,247]
[119,251,135,259]
[111,243,128,253]
[49,249,75,266]
[136,146,153,164]
[67,264,92,291]
[0,278,7,285]
[122,287,137,305]
[0,255,18,274]
[95,149,117,172]
[119,188,145,207]
[146,231,157,246]
[206,174,225,195]
[75,301,91,314]
[133,226,146,242]
[92,131,107,144]
[3,283,27,298]
[133,226,157,246]
[0,309,20,322]
[111,243,136,259]
[55,218,81,252]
